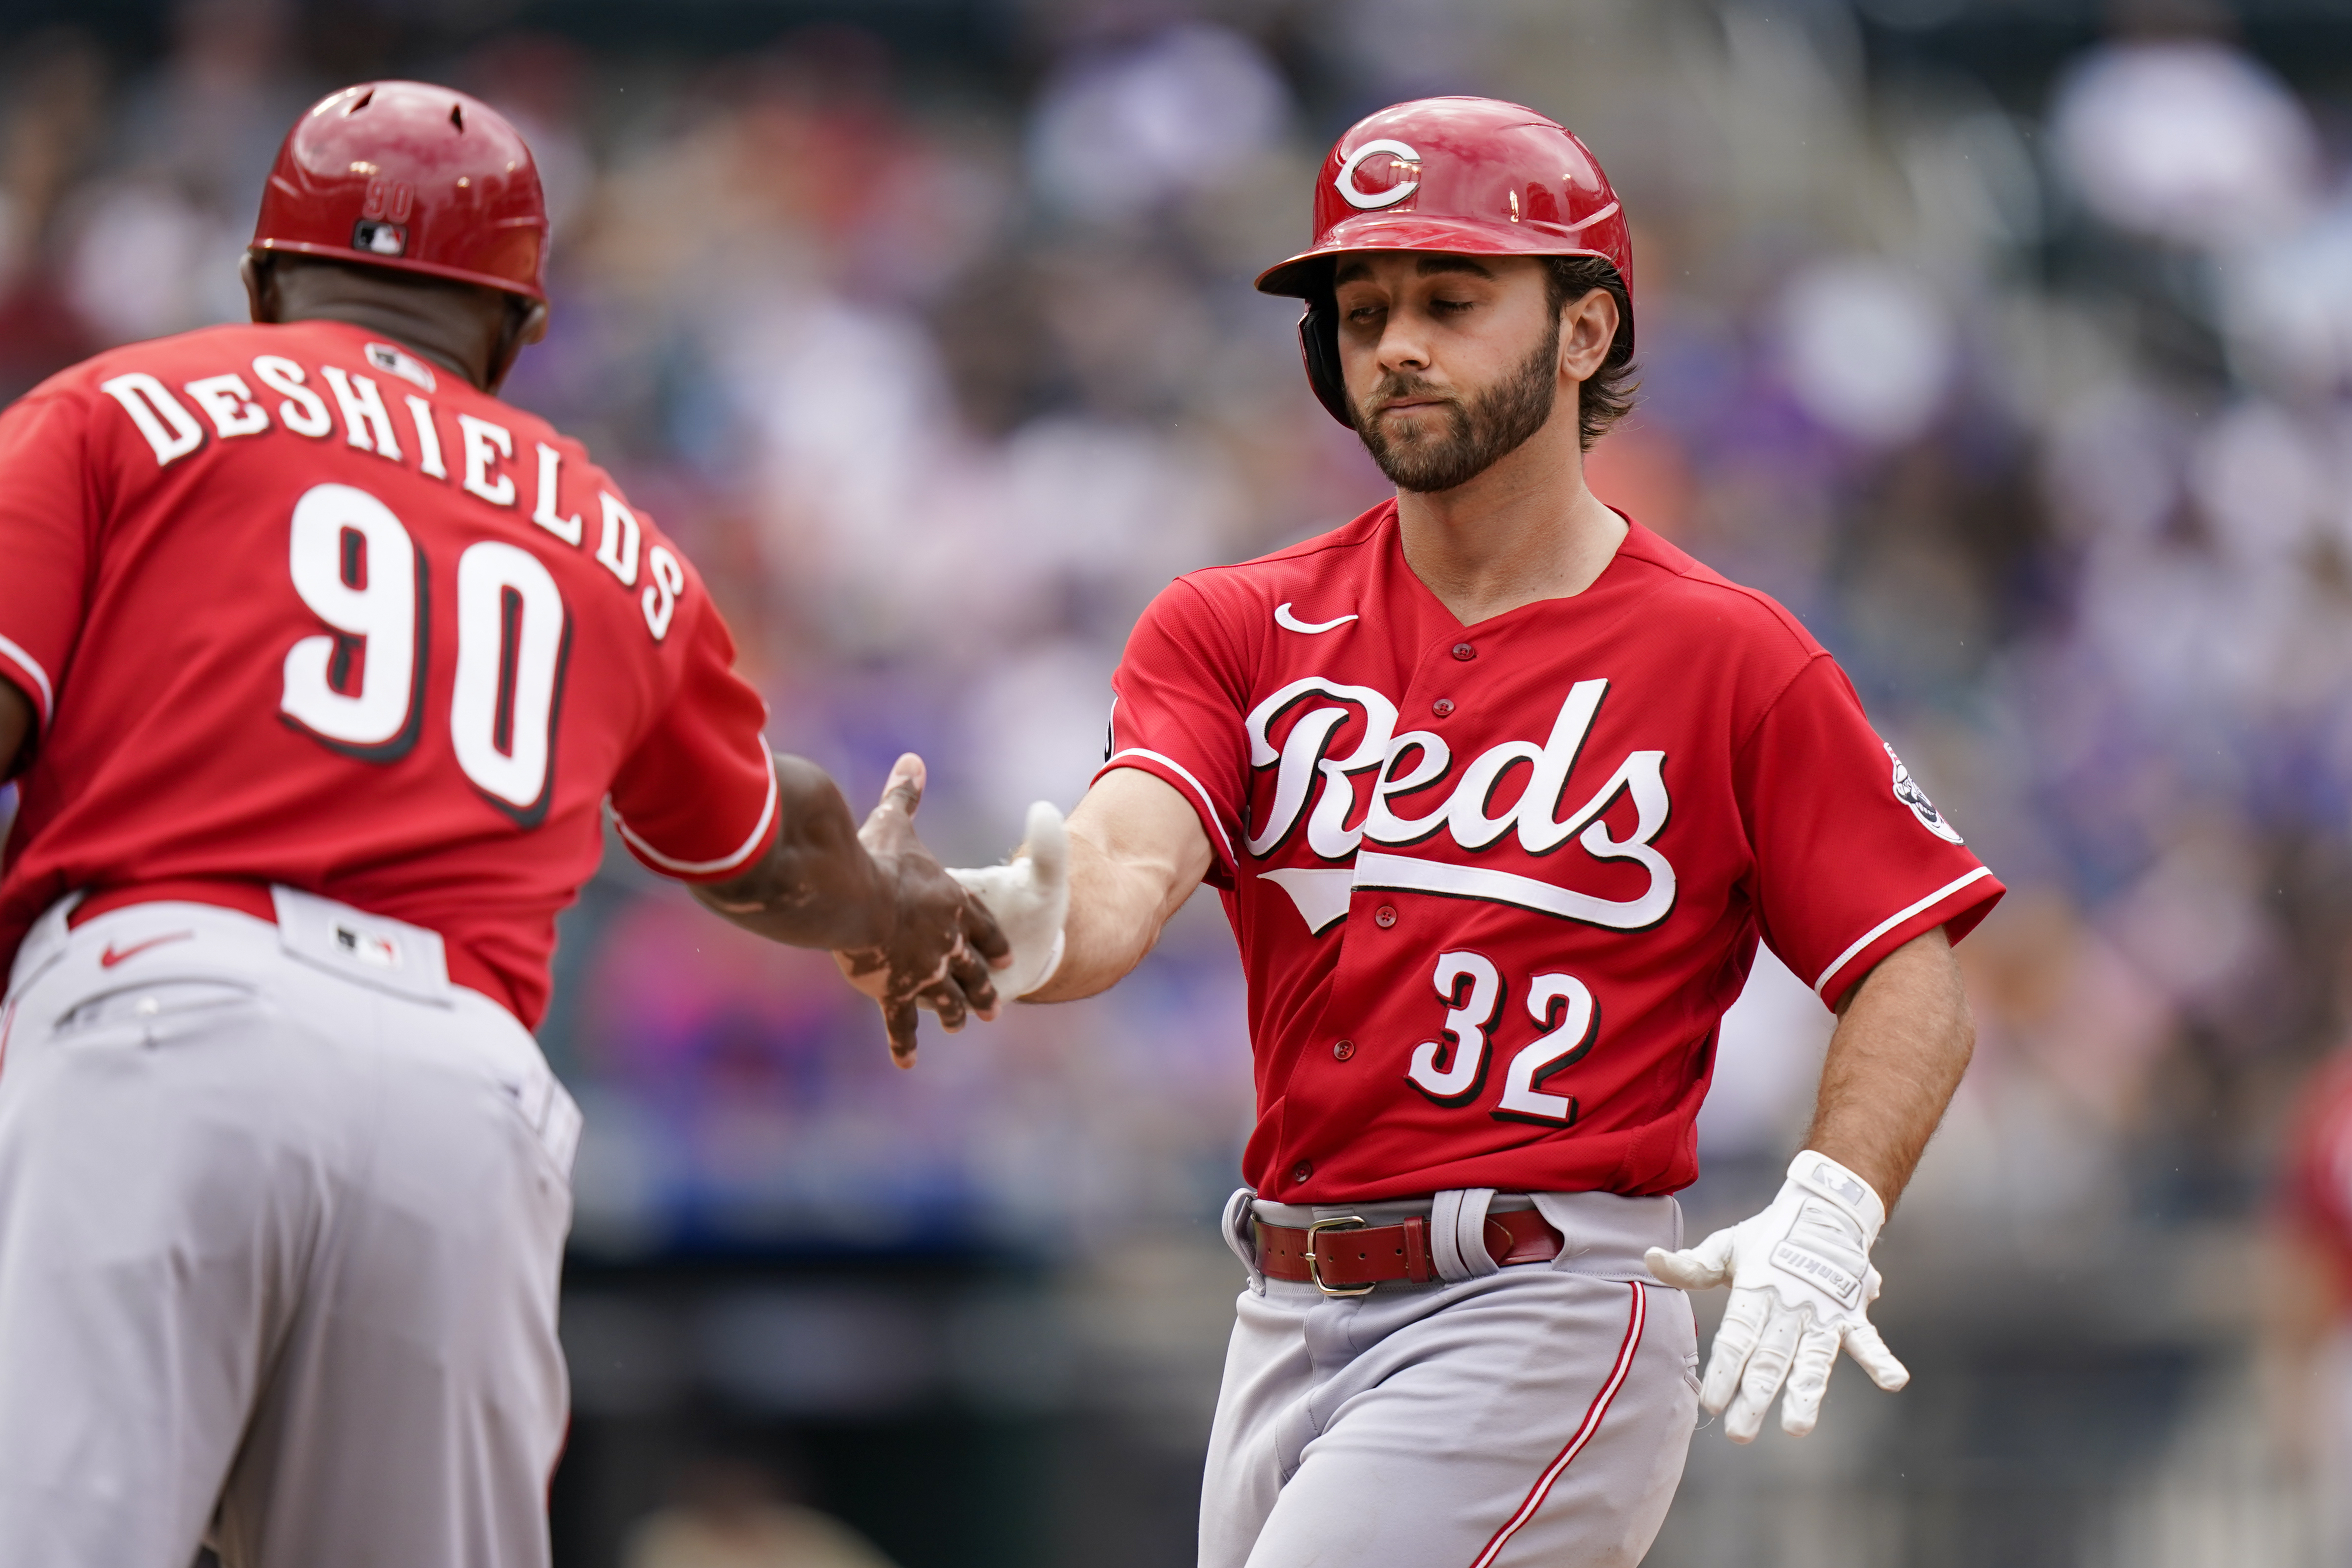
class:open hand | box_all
[832,754,1011,1066]
[1645,1152,1909,1440]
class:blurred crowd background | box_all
[5,0,2352,1563]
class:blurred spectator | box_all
[2050,33,2318,247]
[0,29,104,398]
[65,0,313,342]
[1026,24,1288,224]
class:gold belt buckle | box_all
[1304,1215,1374,1297]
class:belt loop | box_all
[1430,1188,1499,1282]
[6,893,84,1004]
[1221,1187,1265,1295]
[1400,1215,1433,1282]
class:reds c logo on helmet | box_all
[251,81,550,302]
[1334,139,1424,210]
[1257,96,1634,426]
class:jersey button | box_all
[1291,1160,1314,1184]
[1431,698,1455,718]
[1333,1038,1355,1061]
[1452,641,1476,660]
[1374,905,1398,928]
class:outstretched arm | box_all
[985,768,1214,1004]
[696,752,1007,1064]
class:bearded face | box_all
[1354,313,1562,494]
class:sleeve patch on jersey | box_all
[1886,743,1963,844]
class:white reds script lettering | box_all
[1243,677,1676,929]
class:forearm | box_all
[691,754,887,949]
[1021,769,1210,1003]
[0,678,27,778]
[1802,926,1974,1210]
[1026,836,1179,1001]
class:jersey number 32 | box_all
[1407,951,1599,1126]
[279,481,568,827]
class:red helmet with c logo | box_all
[1257,97,1632,426]
[251,81,549,302]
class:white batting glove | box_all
[1645,1151,1909,1441]
[947,801,1070,1002]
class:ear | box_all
[1298,298,1353,428]
[483,298,550,394]
[1558,287,1619,383]
[240,253,274,324]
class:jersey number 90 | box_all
[279,482,569,827]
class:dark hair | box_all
[1543,256,1636,450]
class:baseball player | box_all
[0,83,1004,1568]
[950,97,2003,1566]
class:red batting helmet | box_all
[252,81,549,302]
[1257,97,1632,426]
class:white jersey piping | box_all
[0,631,54,721]
[1811,866,1994,997]
[611,738,780,877]
[1102,746,1237,866]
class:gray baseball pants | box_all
[0,892,579,1568]
[1202,1187,1698,1568]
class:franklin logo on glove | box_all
[1768,1204,1866,1310]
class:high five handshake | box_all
[808,774,1071,1066]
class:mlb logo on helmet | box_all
[352,172,412,256]
[352,220,407,256]
[250,81,550,303]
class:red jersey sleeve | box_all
[1093,576,1248,888]
[0,391,95,748]
[607,579,780,883]
[1739,655,2002,1007]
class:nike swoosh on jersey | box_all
[1274,603,1358,635]
[99,932,194,968]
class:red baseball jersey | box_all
[1101,502,2002,1201]
[0,319,779,1025]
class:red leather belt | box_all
[1256,1208,1563,1296]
